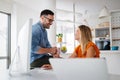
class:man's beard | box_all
[44,26,50,29]
[43,24,50,29]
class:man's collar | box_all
[38,21,45,30]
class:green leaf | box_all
[56,33,63,38]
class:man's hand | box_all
[50,47,57,55]
[53,53,60,58]
[41,64,52,70]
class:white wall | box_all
[0,0,13,13]
[56,0,73,11]
[14,2,39,32]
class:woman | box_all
[69,25,100,58]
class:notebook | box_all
[49,58,109,80]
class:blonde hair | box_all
[78,25,92,54]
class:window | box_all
[56,21,75,53]
[56,9,82,53]
[0,12,11,70]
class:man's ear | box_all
[41,15,44,19]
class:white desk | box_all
[0,69,120,80]
[0,69,57,80]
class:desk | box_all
[0,69,120,80]
[0,69,57,80]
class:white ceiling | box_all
[74,0,120,14]
[10,0,120,15]
[57,0,120,15]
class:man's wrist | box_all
[51,52,56,55]
[49,48,55,55]
[49,47,58,55]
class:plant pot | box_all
[58,37,62,42]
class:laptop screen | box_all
[49,58,109,80]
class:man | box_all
[31,9,59,69]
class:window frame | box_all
[0,11,11,69]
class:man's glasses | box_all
[44,16,54,23]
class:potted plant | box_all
[56,33,63,42]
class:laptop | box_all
[49,58,109,80]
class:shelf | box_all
[95,37,110,39]
[112,38,120,41]
[95,27,110,39]
[112,27,120,29]
[95,39,110,42]
[95,27,109,30]
[95,37,110,41]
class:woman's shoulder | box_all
[86,41,98,50]
[86,41,100,57]
[87,41,95,47]
[87,41,100,51]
